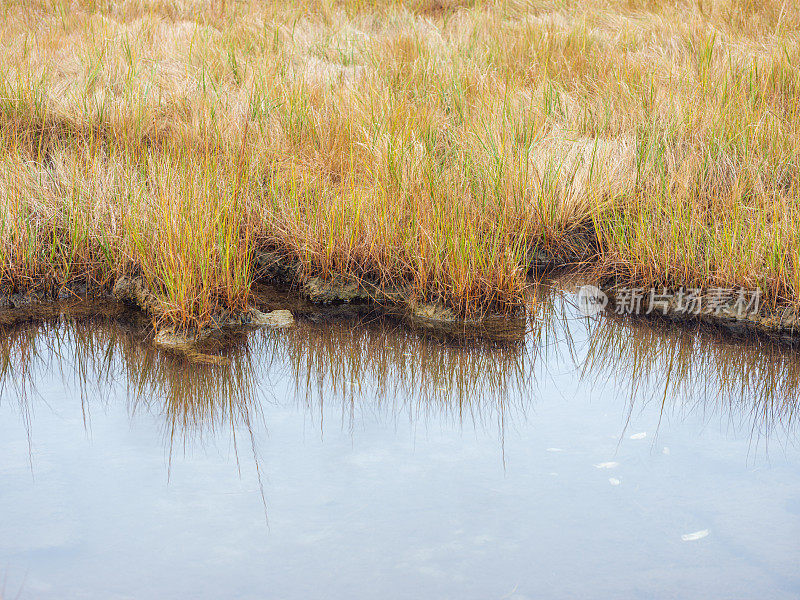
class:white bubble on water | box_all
[594,461,619,469]
[681,529,709,542]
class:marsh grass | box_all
[1,0,799,326]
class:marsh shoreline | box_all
[1,266,797,362]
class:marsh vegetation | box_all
[1,0,799,330]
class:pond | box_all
[1,285,799,599]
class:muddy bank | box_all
[0,276,295,361]
[1,258,799,358]
[255,249,800,343]
[0,270,522,359]
[253,250,529,336]
[110,275,295,359]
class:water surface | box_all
[1,289,799,599]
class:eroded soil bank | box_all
[0,270,796,364]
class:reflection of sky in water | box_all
[1,294,799,600]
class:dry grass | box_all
[0,0,799,327]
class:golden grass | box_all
[0,0,799,327]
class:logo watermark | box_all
[576,285,609,316]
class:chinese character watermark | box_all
[576,286,761,318]
[612,286,760,317]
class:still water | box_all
[1,288,799,599]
